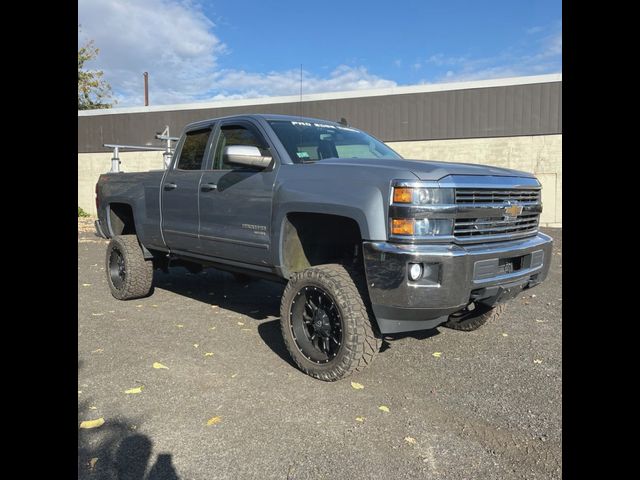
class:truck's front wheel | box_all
[280,264,381,381]
[106,235,154,300]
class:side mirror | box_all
[223,145,272,169]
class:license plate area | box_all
[497,254,530,274]
[473,250,543,281]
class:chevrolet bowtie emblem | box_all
[504,204,523,218]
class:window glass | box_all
[177,129,211,170]
[268,120,402,163]
[213,124,268,170]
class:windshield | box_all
[268,120,402,163]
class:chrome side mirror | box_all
[222,145,272,169]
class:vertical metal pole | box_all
[111,146,121,173]
[143,72,149,106]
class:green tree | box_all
[78,29,114,110]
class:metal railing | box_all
[103,126,180,173]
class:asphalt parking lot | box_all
[78,220,562,480]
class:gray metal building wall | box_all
[78,80,561,153]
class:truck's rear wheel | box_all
[106,235,153,300]
[442,302,507,331]
[280,264,381,381]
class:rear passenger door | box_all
[161,125,213,254]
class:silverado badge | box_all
[504,203,523,219]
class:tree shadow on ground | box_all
[152,267,284,321]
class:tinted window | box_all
[213,124,268,170]
[268,120,401,163]
[177,129,211,170]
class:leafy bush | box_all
[78,206,91,217]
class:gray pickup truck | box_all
[95,113,552,381]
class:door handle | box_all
[201,183,217,192]
[164,182,178,190]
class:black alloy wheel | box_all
[289,286,343,364]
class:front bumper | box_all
[363,232,553,333]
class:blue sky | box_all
[78,0,561,107]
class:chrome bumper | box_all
[363,233,553,333]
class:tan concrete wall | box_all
[78,151,165,216]
[79,134,561,225]
[387,135,562,227]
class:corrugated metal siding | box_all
[78,81,561,153]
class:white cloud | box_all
[79,0,227,106]
[79,0,396,106]
[207,65,396,100]
[426,27,561,83]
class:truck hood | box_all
[316,157,535,181]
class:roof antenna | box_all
[299,63,303,118]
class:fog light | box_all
[408,263,423,281]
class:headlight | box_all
[391,218,453,236]
[393,187,454,205]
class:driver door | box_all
[198,120,277,266]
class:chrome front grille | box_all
[454,187,541,242]
[454,214,539,238]
[455,188,540,204]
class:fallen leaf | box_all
[210,327,216,330]
[176,324,184,328]
[231,373,238,378]
[193,344,199,348]
[211,305,218,309]
[207,416,222,426]
[404,437,417,445]
[80,418,105,429]
[152,304,158,308]
[78,391,82,394]
[136,305,143,308]
[91,313,103,316]
[530,294,537,298]
[355,417,365,422]
[153,362,169,370]
[91,348,104,354]
[432,352,442,358]
[501,333,509,337]
[351,381,365,390]
[533,359,543,364]
[237,322,245,326]
[535,319,547,323]
[82,283,92,287]
[124,386,143,394]
[89,406,97,410]
[204,352,214,357]
[88,458,98,470]
[379,405,390,413]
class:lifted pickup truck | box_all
[95,114,552,381]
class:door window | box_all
[176,128,211,170]
[212,124,269,170]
